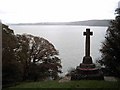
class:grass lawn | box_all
[7,80,120,88]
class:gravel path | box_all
[104,76,118,81]
[59,76,71,83]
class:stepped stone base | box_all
[71,63,104,80]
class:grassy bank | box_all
[7,80,120,88]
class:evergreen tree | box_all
[99,8,120,77]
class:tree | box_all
[2,24,62,87]
[15,34,30,81]
[99,8,120,77]
[2,24,23,86]
[16,34,62,81]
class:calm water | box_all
[10,25,107,76]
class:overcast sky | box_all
[0,0,120,23]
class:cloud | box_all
[0,0,119,23]
[118,1,120,8]
[0,10,7,14]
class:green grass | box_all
[7,80,120,88]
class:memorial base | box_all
[71,63,104,80]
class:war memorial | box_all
[71,28,104,80]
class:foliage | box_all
[99,8,120,77]
[2,24,62,87]
[16,34,62,81]
[2,24,23,86]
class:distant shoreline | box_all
[9,24,108,27]
[9,19,112,27]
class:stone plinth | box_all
[71,64,104,80]
[71,29,104,80]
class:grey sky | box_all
[0,0,119,23]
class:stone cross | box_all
[83,28,93,64]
